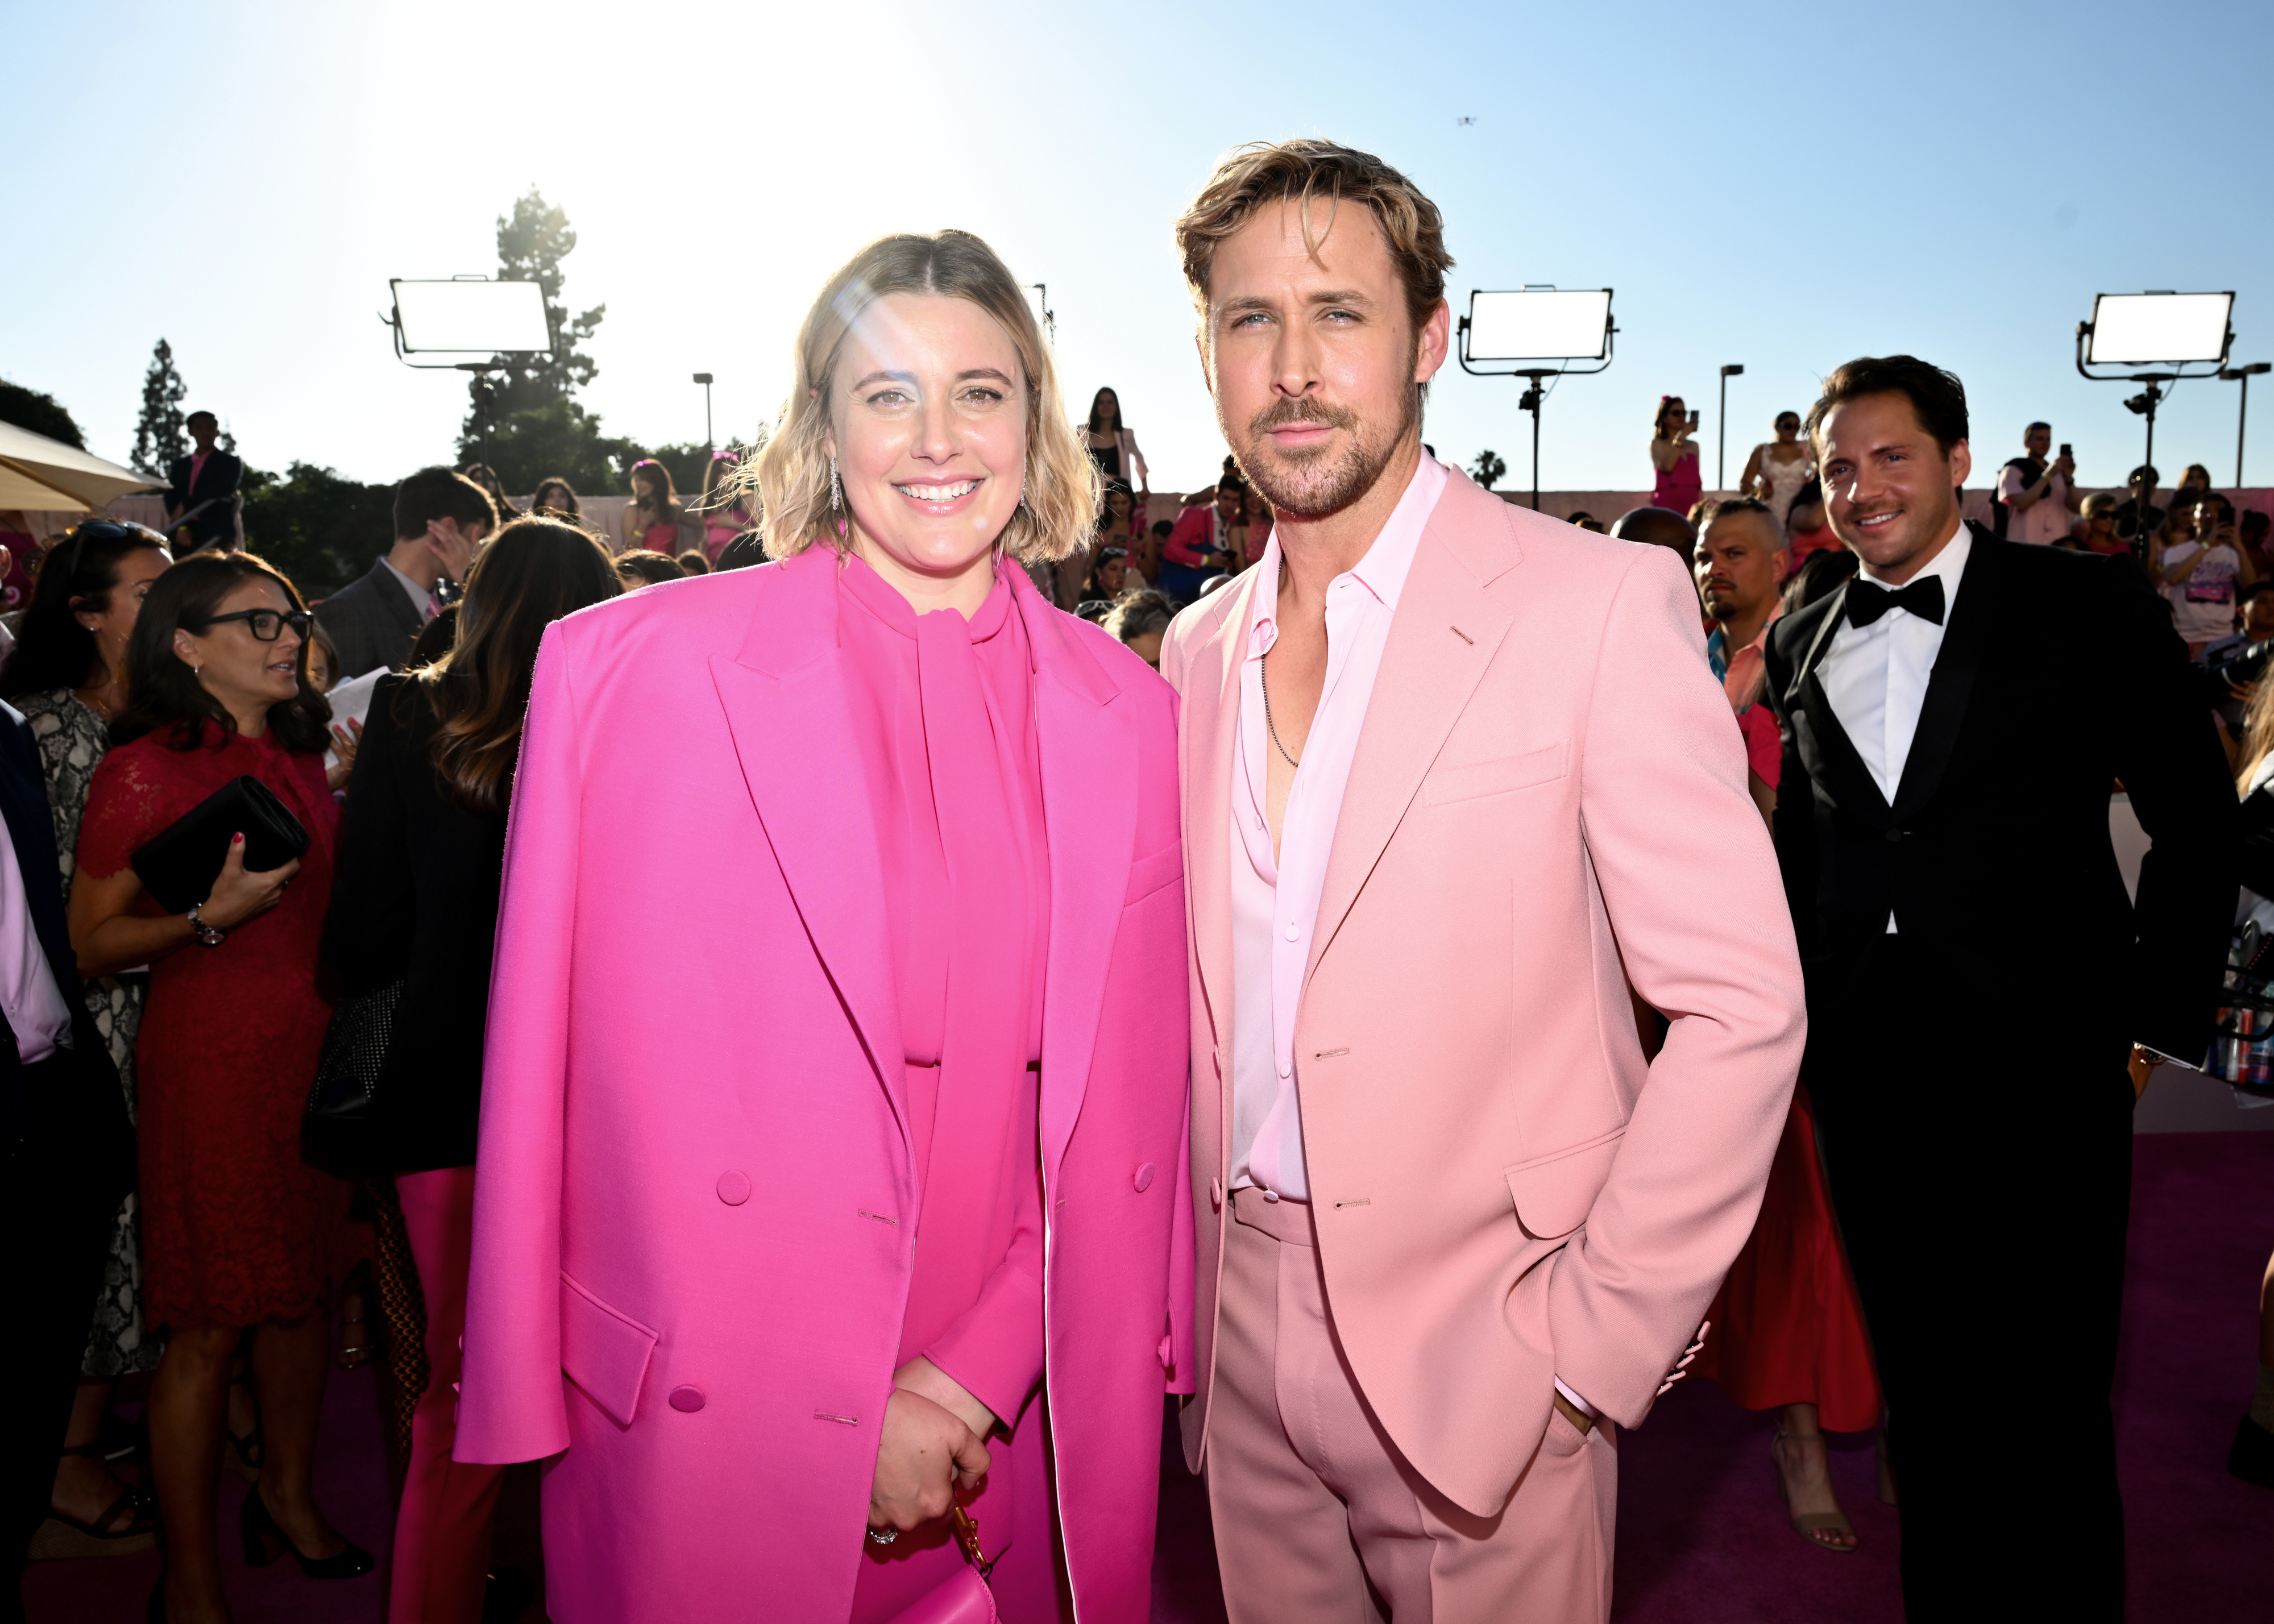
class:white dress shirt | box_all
[1228,455,1446,1203]
[383,556,439,622]
[1817,519,1971,932]
[1,809,74,1067]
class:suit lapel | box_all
[708,553,907,1140]
[1024,576,1138,1186]
[1891,526,1997,818]
[1308,511,1514,982]
[1181,572,1256,1058]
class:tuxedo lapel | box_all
[707,554,907,1141]
[1785,584,1894,826]
[1026,579,1138,1187]
[1891,526,1997,819]
[1309,520,1514,981]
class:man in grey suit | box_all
[316,467,497,678]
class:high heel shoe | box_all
[239,1484,375,1579]
[1772,1429,1858,1553]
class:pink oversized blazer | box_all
[456,549,1194,1623]
[1163,468,1805,1518]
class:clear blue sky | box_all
[9,0,2272,498]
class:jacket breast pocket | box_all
[560,1272,659,1430]
[1424,741,1569,806]
[1504,1124,1625,1240]
[1123,842,1184,906]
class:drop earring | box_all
[829,455,847,538]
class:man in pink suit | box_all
[1161,139,1807,1621]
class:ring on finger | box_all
[866,1526,898,1546]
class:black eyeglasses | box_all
[192,608,310,642]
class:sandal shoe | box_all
[30,1444,159,1561]
[337,1264,372,1370]
[1773,1430,1858,1554]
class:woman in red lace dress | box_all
[72,551,371,1622]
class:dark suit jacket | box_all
[323,676,507,1172]
[165,450,243,552]
[1764,524,2236,1072]
[0,701,131,1185]
[314,557,427,679]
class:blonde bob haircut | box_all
[746,230,1096,565]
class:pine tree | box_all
[132,338,189,474]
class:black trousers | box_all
[3,1048,128,1624]
[1808,936,2134,1622]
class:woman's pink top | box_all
[702,506,753,563]
[1653,441,1702,517]
[836,556,1049,1419]
[637,520,678,554]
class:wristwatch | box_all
[188,903,227,948]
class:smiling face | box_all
[1774,413,1800,443]
[1816,391,1971,583]
[1204,200,1446,520]
[827,291,1027,597]
[175,575,302,715]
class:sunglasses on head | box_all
[192,608,310,642]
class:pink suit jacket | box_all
[456,548,1193,1623]
[1163,468,1804,1518]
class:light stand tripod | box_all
[1456,289,1616,512]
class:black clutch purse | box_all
[130,775,310,914]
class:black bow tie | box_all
[1845,575,1945,629]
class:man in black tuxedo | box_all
[1763,356,2235,1621]
[1,701,133,1624]
[164,410,242,554]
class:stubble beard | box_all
[1231,385,1418,521]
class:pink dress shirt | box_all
[835,557,1056,1620]
[1229,454,1445,1202]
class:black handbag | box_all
[130,774,310,914]
[302,982,403,1177]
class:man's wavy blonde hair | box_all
[741,230,1095,564]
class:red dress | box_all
[78,722,346,1330]
[1696,1088,1882,1431]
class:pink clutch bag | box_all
[884,1507,997,1624]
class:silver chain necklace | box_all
[1260,648,1300,769]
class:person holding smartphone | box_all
[2164,495,2256,657]
[1651,394,1704,517]
[1992,421,2082,546]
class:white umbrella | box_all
[0,421,162,511]
[0,460,87,513]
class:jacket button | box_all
[716,1172,751,1206]
[1134,1162,1156,1193]
[1884,827,1905,843]
[668,1385,706,1413]
[1209,1178,1224,1211]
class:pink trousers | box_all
[391,1166,506,1624]
[1205,1190,1619,1624]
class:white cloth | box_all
[0,798,73,1066]
[382,556,438,622]
[1756,445,1815,529]
[2162,541,2243,644]
[1998,461,2073,548]
[1227,455,1446,1204]
[1817,519,1972,932]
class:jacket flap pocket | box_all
[1424,741,1568,805]
[1504,1124,1625,1240]
[559,1272,659,1428]
[1124,842,1184,905]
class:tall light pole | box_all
[1717,364,1744,491]
[2222,363,2269,487]
[692,372,715,451]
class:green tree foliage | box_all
[0,380,86,448]
[1470,448,1507,491]
[238,463,396,601]
[456,188,626,493]
[132,339,189,474]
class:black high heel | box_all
[239,1484,374,1579]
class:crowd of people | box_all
[3,134,2270,1624]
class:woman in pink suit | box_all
[455,229,1193,1624]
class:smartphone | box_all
[1688,409,1702,430]
[2060,443,2073,459]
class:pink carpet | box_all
[30,1133,2272,1622]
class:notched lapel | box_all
[1309,531,1512,979]
[1181,579,1252,1055]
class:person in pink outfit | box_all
[456,230,1192,1624]
[1160,139,1804,1623]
